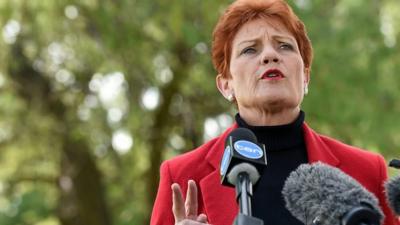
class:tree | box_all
[0,1,399,225]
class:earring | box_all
[304,85,309,95]
[227,93,235,102]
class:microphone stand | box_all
[233,172,264,225]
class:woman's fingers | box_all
[172,180,207,224]
[172,183,185,222]
[178,219,209,225]
[185,180,198,218]
[196,213,208,223]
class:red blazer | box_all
[150,123,399,225]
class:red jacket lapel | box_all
[200,123,238,225]
[303,123,340,167]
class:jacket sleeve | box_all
[377,155,400,225]
[150,161,175,225]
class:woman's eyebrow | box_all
[237,35,295,47]
[272,34,296,42]
[237,39,258,47]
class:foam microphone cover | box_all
[385,175,400,215]
[226,127,258,144]
[227,162,260,186]
[282,162,384,225]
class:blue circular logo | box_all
[220,146,231,175]
[234,140,263,159]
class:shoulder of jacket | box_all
[319,134,380,157]
[317,133,385,175]
[160,135,221,177]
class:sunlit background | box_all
[0,0,400,225]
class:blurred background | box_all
[0,0,399,224]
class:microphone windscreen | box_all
[226,127,258,146]
[282,162,384,225]
[227,163,260,186]
[385,175,400,215]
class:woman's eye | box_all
[241,47,256,55]
[279,42,293,50]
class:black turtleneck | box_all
[235,111,308,225]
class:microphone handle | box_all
[236,172,253,216]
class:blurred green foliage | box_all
[0,0,399,225]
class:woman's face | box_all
[217,18,309,116]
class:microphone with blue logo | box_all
[220,128,267,225]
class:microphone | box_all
[220,128,267,225]
[389,159,400,169]
[385,175,400,216]
[385,159,400,216]
[282,162,384,225]
[220,128,267,187]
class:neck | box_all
[235,111,305,151]
[237,106,301,126]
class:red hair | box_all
[212,0,313,77]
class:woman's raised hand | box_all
[171,180,210,225]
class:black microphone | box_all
[389,159,400,169]
[385,159,400,216]
[220,128,267,225]
[282,162,384,225]
[385,175,400,216]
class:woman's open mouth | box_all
[261,69,285,80]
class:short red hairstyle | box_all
[212,0,313,78]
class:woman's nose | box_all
[263,57,279,64]
[261,48,280,64]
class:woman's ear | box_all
[303,68,311,95]
[216,73,233,99]
[304,68,310,86]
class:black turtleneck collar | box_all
[235,111,305,151]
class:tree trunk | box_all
[8,38,112,225]
[58,134,112,225]
[145,40,192,223]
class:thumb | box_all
[196,213,208,223]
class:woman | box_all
[150,0,399,225]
